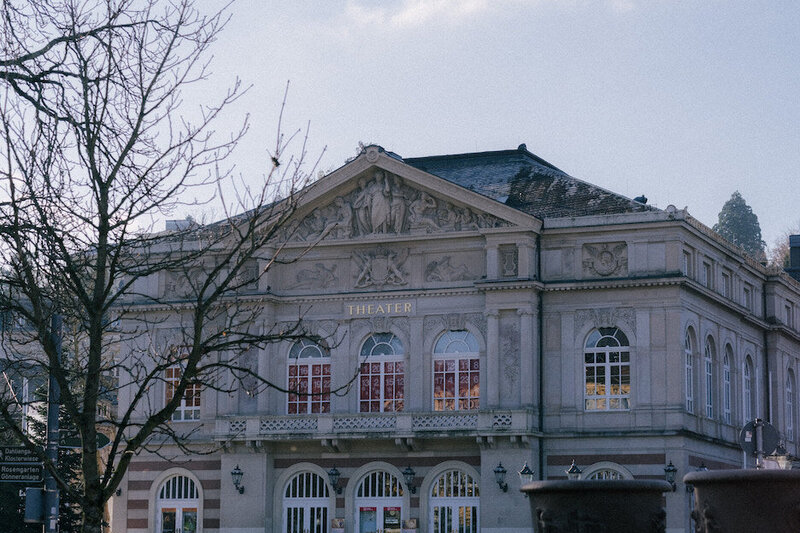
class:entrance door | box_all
[429,470,479,533]
[285,504,328,533]
[156,475,200,533]
[354,471,405,533]
[283,471,331,533]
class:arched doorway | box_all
[155,474,199,533]
[283,471,331,533]
[354,470,405,533]
[428,470,479,533]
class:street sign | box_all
[739,419,779,456]
[59,430,111,450]
[0,446,41,463]
[0,463,43,483]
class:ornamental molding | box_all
[574,307,637,338]
[582,242,628,278]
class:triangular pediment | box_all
[280,146,541,243]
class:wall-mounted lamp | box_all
[768,443,793,470]
[231,464,244,494]
[518,462,535,485]
[686,462,707,493]
[327,466,343,494]
[493,463,508,492]
[566,460,582,480]
[402,466,417,494]
[664,461,677,491]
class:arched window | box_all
[584,327,630,411]
[433,331,480,411]
[359,333,405,412]
[582,462,633,480]
[704,338,715,419]
[288,340,331,414]
[743,356,754,422]
[156,475,199,533]
[429,470,479,533]
[354,471,405,533]
[685,329,695,414]
[723,347,733,424]
[283,471,331,533]
[787,371,795,442]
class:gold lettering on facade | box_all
[347,301,414,316]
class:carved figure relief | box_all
[291,262,338,289]
[425,256,475,282]
[353,248,409,288]
[582,242,628,277]
[284,169,507,242]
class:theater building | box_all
[112,144,800,533]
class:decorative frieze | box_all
[574,307,637,337]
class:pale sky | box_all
[193,0,799,251]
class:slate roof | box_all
[403,144,655,219]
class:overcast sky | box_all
[193,0,799,250]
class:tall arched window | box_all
[704,338,715,419]
[359,333,405,412]
[743,356,754,422]
[283,471,331,533]
[156,474,199,533]
[288,340,331,414]
[723,347,733,424]
[354,470,405,533]
[685,329,695,414]
[787,371,796,442]
[429,470,479,533]
[433,331,480,411]
[584,327,630,411]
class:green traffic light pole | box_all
[44,314,61,533]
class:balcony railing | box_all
[215,409,534,441]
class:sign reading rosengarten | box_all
[0,463,43,482]
[0,446,43,483]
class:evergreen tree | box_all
[712,191,766,259]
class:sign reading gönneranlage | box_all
[346,301,414,317]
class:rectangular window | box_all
[288,362,331,414]
[433,358,480,411]
[743,284,753,310]
[705,357,714,418]
[682,251,693,277]
[721,271,731,298]
[165,365,200,421]
[785,303,793,328]
[702,262,712,288]
[584,350,630,411]
[359,361,404,412]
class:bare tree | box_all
[0,2,331,532]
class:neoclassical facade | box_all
[112,145,800,533]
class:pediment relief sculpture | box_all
[582,242,628,277]
[283,169,508,242]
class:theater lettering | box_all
[347,302,413,316]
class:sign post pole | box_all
[44,313,61,533]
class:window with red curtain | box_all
[288,339,331,414]
[359,333,404,412]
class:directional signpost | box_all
[0,446,43,483]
